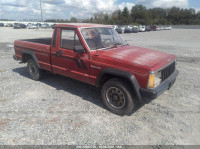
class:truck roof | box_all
[55,23,112,28]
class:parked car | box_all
[19,23,27,29]
[27,23,32,27]
[13,23,179,115]
[139,26,145,32]
[132,26,139,33]
[0,23,4,27]
[51,24,56,29]
[13,23,26,29]
[5,23,13,27]
[112,25,117,30]
[36,23,42,28]
[145,26,151,31]
[160,27,164,30]
[156,26,161,31]
[167,26,172,30]
[124,26,132,33]
[151,25,157,31]
[13,23,21,29]
[115,27,123,34]
[28,24,37,29]
[164,26,168,30]
[119,26,125,33]
[164,26,172,30]
[41,24,49,28]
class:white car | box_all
[139,26,145,32]
[167,26,172,30]
[120,26,125,33]
[164,26,172,30]
[41,24,49,28]
[28,24,37,29]
[160,27,164,30]
[112,25,117,30]
[156,26,161,31]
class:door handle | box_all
[56,50,63,56]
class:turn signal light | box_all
[147,73,155,88]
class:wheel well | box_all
[99,73,132,88]
[99,73,140,105]
[22,53,32,63]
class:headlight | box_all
[147,71,162,89]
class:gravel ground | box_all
[0,28,200,145]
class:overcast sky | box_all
[0,0,199,20]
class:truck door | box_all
[51,27,91,84]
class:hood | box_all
[99,45,175,70]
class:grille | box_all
[161,61,175,81]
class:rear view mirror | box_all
[74,45,85,53]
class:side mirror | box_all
[74,46,85,53]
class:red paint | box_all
[151,25,157,31]
[14,24,176,88]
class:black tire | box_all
[27,59,42,80]
[101,78,137,116]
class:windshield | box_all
[81,27,127,50]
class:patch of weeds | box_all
[0,77,9,81]
[0,70,6,73]
[0,98,9,103]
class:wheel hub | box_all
[106,87,125,109]
[112,93,120,102]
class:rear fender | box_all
[22,50,40,68]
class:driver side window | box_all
[60,29,83,50]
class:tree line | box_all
[85,5,200,25]
[45,5,200,25]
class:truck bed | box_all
[21,38,52,45]
[14,38,52,71]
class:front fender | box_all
[97,68,142,103]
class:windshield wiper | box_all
[103,43,128,50]
[102,45,117,50]
[115,43,128,47]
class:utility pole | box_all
[40,0,43,22]
[0,5,2,22]
[90,0,96,17]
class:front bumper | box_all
[140,69,179,100]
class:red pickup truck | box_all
[13,23,178,115]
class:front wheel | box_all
[101,78,137,115]
[27,59,43,80]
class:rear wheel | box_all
[27,59,43,80]
[101,78,137,115]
